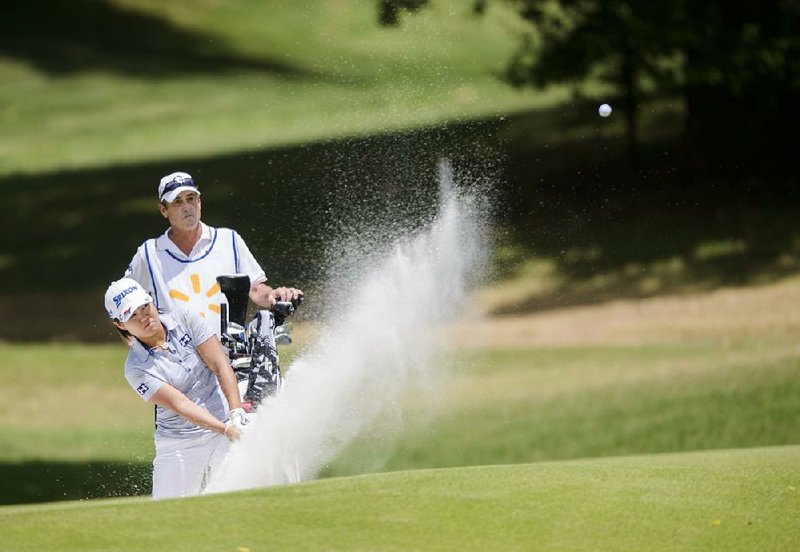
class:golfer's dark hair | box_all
[112,320,133,344]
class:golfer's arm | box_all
[196,335,242,412]
[149,384,227,434]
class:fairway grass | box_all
[1,445,798,551]
[2,278,800,505]
[0,341,300,462]
[0,0,562,177]
[327,277,800,476]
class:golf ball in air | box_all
[598,103,612,117]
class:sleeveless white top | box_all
[126,222,266,335]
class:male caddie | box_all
[125,171,302,332]
[124,171,302,406]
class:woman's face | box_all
[116,302,161,340]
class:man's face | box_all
[160,191,201,232]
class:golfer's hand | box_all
[228,407,250,436]
[224,422,242,442]
[224,408,249,441]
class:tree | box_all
[378,0,430,26]
[507,0,800,176]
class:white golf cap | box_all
[158,171,201,203]
[104,278,153,322]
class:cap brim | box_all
[161,186,201,203]
[118,292,154,322]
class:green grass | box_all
[327,341,800,475]
[8,338,799,467]
[0,341,294,503]
[5,1,796,321]
[0,343,147,461]
[0,0,566,177]
[4,313,799,505]
[1,446,798,551]
[0,341,299,461]
[2,8,799,544]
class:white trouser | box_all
[152,431,230,500]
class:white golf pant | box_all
[152,431,230,500]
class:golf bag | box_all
[216,274,302,411]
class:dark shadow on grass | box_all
[489,100,800,314]
[0,102,799,339]
[0,0,322,80]
[0,460,150,505]
[490,251,800,317]
[0,118,502,341]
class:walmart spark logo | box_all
[169,273,221,318]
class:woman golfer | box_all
[104,277,247,499]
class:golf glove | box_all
[229,407,250,434]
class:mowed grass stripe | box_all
[0,0,557,176]
[1,446,798,551]
[328,342,800,475]
[3,338,799,468]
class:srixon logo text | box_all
[113,286,138,307]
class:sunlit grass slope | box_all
[0,343,149,463]
[0,341,294,462]
[0,0,560,177]
[1,446,798,551]
[325,276,800,476]
[0,286,796,509]
[5,309,799,470]
[2,277,800,505]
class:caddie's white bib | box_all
[128,225,263,335]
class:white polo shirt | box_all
[125,222,267,335]
[124,308,229,439]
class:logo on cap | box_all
[159,171,199,200]
[113,285,138,307]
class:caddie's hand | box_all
[270,287,303,303]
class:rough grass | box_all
[322,275,800,476]
[3,277,799,505]
[0,0,565,177]
[0,341,298,461]
[0,343,145,459]
[327,337,800,475]
[1,446,798,551]
[373,348,800,469]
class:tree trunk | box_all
[379,0,400,26]
[621,44,641,171]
